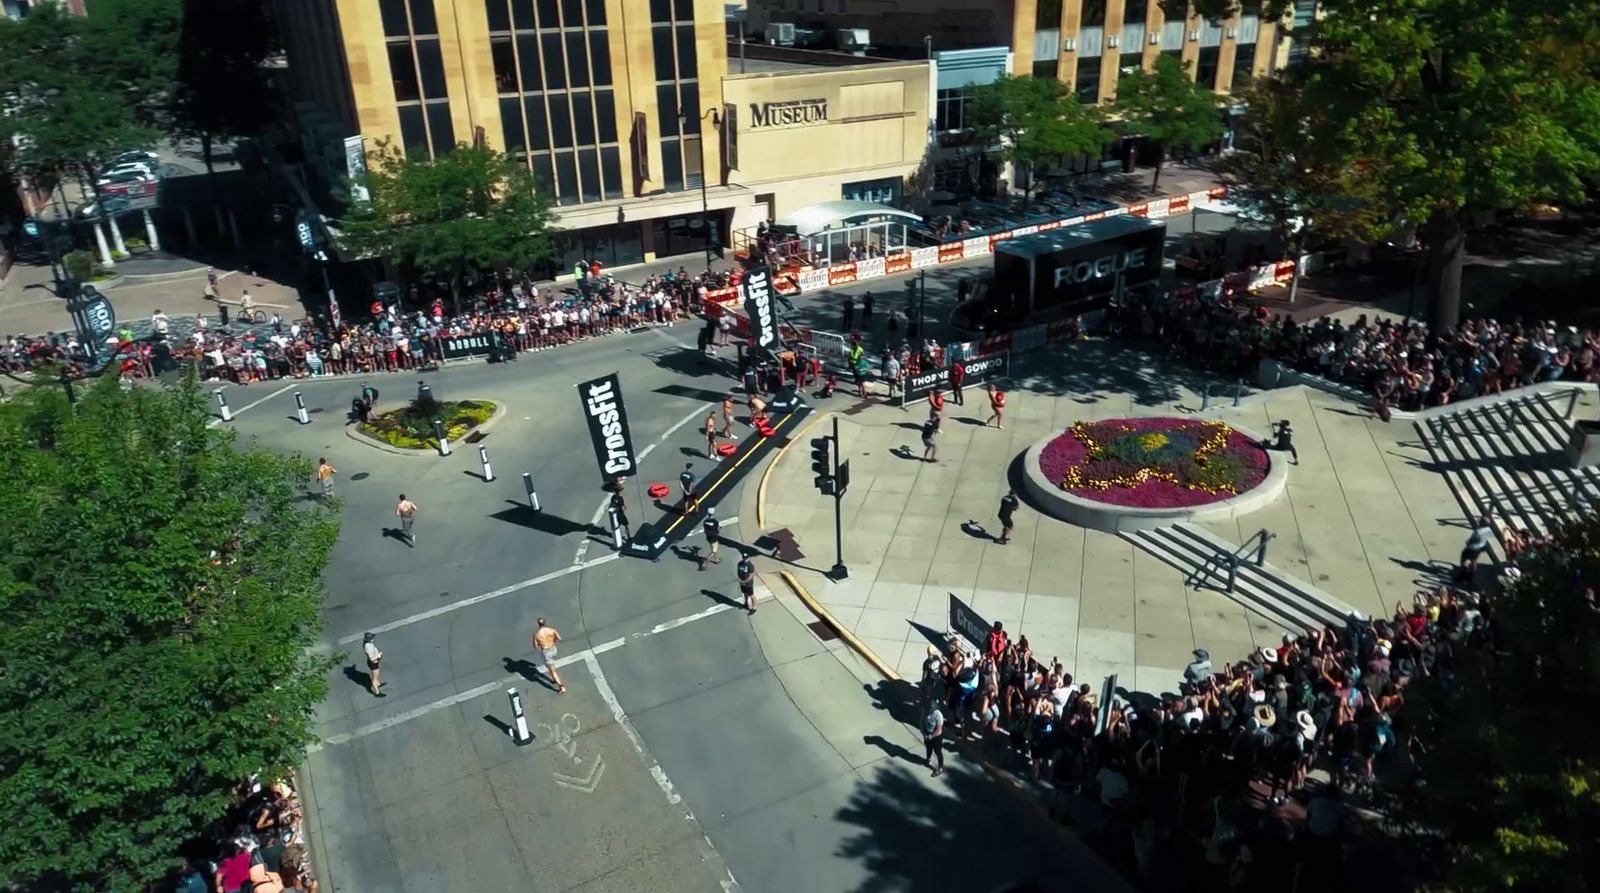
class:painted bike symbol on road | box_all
[540,713,605,794]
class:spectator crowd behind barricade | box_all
[919,550,1506,890]
[2,261,744,385]
[1108,287,1600,413]
[170,776,318,893]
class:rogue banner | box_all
[579,373,638,479]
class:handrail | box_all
[1185,527,1277,593]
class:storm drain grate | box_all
[807,621,839,642]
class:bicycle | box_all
[236,306,267,324]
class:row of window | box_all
[498,89,619,153]
[485,0,608,33]
[398,101,456,158]
[489,32,613,93]
[648,0,694,24]
[380,0,437,37]
[520,145,625,204]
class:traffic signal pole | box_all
[829,415,848,580]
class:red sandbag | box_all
[716,442,737,456]
[759,425,777,438]
[647,482,670,499]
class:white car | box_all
[97,162,157,183]
[111,149,160,167]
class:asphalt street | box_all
[222,322,1116,892]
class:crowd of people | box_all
[918,537,1505,889]
[1110,286,1600,412]
[173,778,317,893]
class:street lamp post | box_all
[679,107,723,274]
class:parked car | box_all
[97,162,157,183]
[99,175,158,199]
[77,195,131,219]
[109,149,159,167]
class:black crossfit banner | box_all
[740,263,779,349]
[578,373,638,479]
[949,592,991,652]
[906,351,1010,397]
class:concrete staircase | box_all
[1416,390,1599,538]
[1121,523,1356,634]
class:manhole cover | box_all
[807,620,839,642]
[349,472,371,481]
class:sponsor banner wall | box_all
[1146,198,1171,219]
[1128,203,1149,217]
[962,236,990,258]
[937,243,964,264]
[828,263,858,286]
[857,256,886,280]
[798,268,829,291]
[1167,193,1190,214]
[910,246,939,269]
[885,252,913,274]
[441,334,495,360]
[979,332,1012,355]
[1011,323,1047,355]
[703,286,738,305]
[1250,264,1277,291]
[1036,220,1062,232]
[578,373,638,480]
[1275,260,1297,282]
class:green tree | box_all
[967,74,1113,201]
[341,141,559,307]
[1112,54,1223,192]
[0,377,338,892]
[1402,518,1600,892]
[1231,0,1600,332]
[171,0,278,188]
[1216,78,1386,300]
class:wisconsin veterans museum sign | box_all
[749,98,827,128]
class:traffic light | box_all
[810,436,835,495]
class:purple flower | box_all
[1038,416,1272,509]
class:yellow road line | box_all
[659,408,806,539]
[776,569,901,682]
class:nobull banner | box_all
[740,263,779,349]
[579,373,638,480]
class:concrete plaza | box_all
[743,339,1593,697]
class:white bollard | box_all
[294,391,310,425]
[610,507,625,550]
[522,473,540,511]
[507,687,532,745]
[478,445,494,482]
[215,389,232,422]
[433,419,451,456]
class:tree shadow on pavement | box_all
[1009,340,1244,411]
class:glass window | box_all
[613,220,642,263]
[415,38,447,98]
[491,38,517,92]
[682,135,702,178]
[566,32,589,87]
[1196,46,1221,89]
[379,0,409,37]
[542,33,566,89]
[594,88,617,142]
[1120,51,1143,74]
[486,0,510,32]
[649,0,672,22]
[657,84,680,136]
[678,85,699,133]
[1033,59,1057,79]
[560,0,583,26]
[585,0,606,26]
[500,96,527,154]
[652,27,676,81]
[389,43,421,102]
[571,90,595,144]
[1075,55,1101,103]
[1080,0,1106,27]
[578,149,600,200]
[1123,0,1149,25]
[536,0,558,27]
[548,94,573,148]
[525,95,550,150]
[399,104,428,156]
[673,0,693,21]
[1036,0,1061,28]
[517,35,543,90]
[427,102,455,154]
[1231,44,1256,92]
[511,0,535,29]
[531,153,555,194]
[407,0,438,34]
[601,146,622,198]
[589,31,612,85]
[554,150,578,203]
[675,25,697,78]
[660,139,683,191]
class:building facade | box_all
[274,0,934,273]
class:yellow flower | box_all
[1139,432,1169,451]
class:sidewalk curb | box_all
[756,411,831,529]
[775,569,900,681]
[343,399,509,457]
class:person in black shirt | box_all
[737,556,756,614]
[701,508,722,570]
[610,490,630,543]
[679,463,697,514]
[998,489,1019,544]
[843,294,855,331]
[862,291,875,325]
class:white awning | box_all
[774,200,922,237]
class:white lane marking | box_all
[334,553,619,645]
[312,602,737,751]
[584,651,677,803]
[574,402,714,564]
[207,382,295,428]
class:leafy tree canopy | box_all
[967,74,1113,199]
[1404,517,1600,892]
[0,377,338,892]
[1112,54,1223,190]
[1255,0,1600,330]
[341,142,559,288]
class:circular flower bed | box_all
[359,399,497,449]
[1037,417,1269,508]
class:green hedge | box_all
[359,399,496,449]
